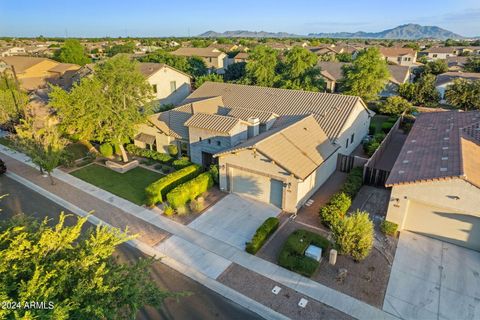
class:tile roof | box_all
[379,47,416,57]
[317,62,409,85]
[226,107,278,123]
[233,52,249,60]
[386,111,480,187]
[1,56,51,73]
[48,63,80,74]
[423,47,458,54]
[184,113,245,134]
[137,62,191,79]
[184,82,367,139]
[435,72,480,86]
[172,47,225,58]
[215,115,339,180]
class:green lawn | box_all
[71,164,163,205]
[65,142,90,160]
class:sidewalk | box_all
[0,145,399,320]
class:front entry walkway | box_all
[188,194,281,250]
[384,231,480,320]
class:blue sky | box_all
[1,0,479,37]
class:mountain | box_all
[308,24,463,40]
[199,30,301,38]
[199,24,464,40]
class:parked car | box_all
[0,159,6,175]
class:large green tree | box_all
[244,45,278,87]
[278,47,324,91]
[106,41,136,57]
[416,59,448,77]
[54,39,91,66]
[49,55,154,162]
[0,72,28,126]
[0,213,177,319]
[341,47,390,102]
[464,57,480,73]
[380,96,413,115]
[414,73,440,107]
[445,79,480,111]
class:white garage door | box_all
[230,168,283,209]
[405,201,480,251]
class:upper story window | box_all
[170,81,177,93]
[208,139,212,144]
[433,54,438,58]
[199,137,202,142]
[152,84,157,93]
[217,141,221,146]
[345,139,349,148]
[350,133,355,144]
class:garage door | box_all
[230,168,283,209]
[405,201,480,251]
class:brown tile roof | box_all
[184,82,368,139]
[423,47,458,54]
[317,61,409,84]
[184,113,245,134]
[137,62,191,79]
[0,56,51,73]
[388,65,410,85]
[386,111,480,187]
[233,52,249,60]
[379,47,416,57]
[172,47,225,58]
[48,63,80,74]
[215,115,339,179]
[435,72,480,86]
[226,107,278,123]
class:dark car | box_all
[0,159,6,175]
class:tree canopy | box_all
[244,45,278,87]
[53,39,91,66]
[106,41,136,57]
[138,50,208,78]
[49,55,154,161]
[464,57,480,73]
[445,79,480,111]
[0,213,177,319]
[379,96,413,116]
[0,72,28,126]
[341,47,390,102]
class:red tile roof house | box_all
[134,82,374,212]
[385,111,480,251]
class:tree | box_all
[187,56,208,77]
[283,47,318,78]
[445,79,480,111]
[414,73,440,107]
[106,41,136,57]
[0,213,178,319]
[464,57,480,73]
[332,210,374,261]
[14,119,66,184]
[421,59,448,76]
[398,82,416,102]
[224,62,246,82]
[139,50,190,72]
[194,73,223,88]
[336,52,353,62]
[341,47,390,102]
[380,96,413,115]
[53,39,90,66]
[0,71,28,126]
[245,45,278,87]
[49,55,154,162]
[277,46,324,91]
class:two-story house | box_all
[171,47,228,74]
[379,47,417,67]
[134,82,373,212]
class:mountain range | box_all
[199,24,464,40]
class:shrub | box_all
[167,144,178,157]
[172,157,192,170]
[166,172,213,208]
[145,164,201,206]
[381,121,395,133]
[245,217,280,254]
[368,123,376,135]
[209,164,219,185]
[278,229,330,277]
[113,144,122,155]
[380,220,398,236]
[163,205,175,216]
[154,164,163,170]
[319,192,351,228]
[189,199,204,213]
[332,210,374,261]
[341,167,363,198]
[99,143,113,158]
[379,96,413,116]
[363,132,385,157]
[125,144,173,163]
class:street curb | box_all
[5,171,289,320]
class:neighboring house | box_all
[208,43,239,52]
[233,52,249,63]
[378,47,417,67]
[171,47,228,74]
[135,82,373,212]
[317,61,411,96]
[385,111,480,251]
[71,62,191,105]
[1,46,26,57]
[0,56,80,91]
[458,46,480,56]
[446,56,469,71]
[435,72,480,101]
[420,47,459,60]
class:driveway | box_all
[188,193,281,250]
[383,231,480,320]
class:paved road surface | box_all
[0,175,264,320]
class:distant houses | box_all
[378,47,417,67]
[171,47,228,74]
[435,72,480,101]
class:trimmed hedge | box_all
[278,229,330,277]
[172,157,192,170]
[126,144,173,164]
[319,192,351,228]
[341,167,363,198]
[245,217,280,254]
[145,164,201,206]
[167,144,178,157]
[166,172,213,208]
[99,143,113,157]
[380,220,398,236]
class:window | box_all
[433,54,438,58]
[152,84,157,93]
[208,139,211,144]
[199,137,202,142]
[209,57,212,63]
[170,81,177,93]
[350,133,355,144]
[217,141,221,146]
[345,139,349,148]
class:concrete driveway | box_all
[383,231,480,320]
[188,193,281,250]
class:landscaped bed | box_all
[70,164,163,205]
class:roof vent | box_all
[411,139,416,143]
[407,150,413,154]
[440,167,448,172]
[442,146,449,150]
[398,170,405,174]
[402,160,409,164]
[442,157,448,160]
[443,137,449,141]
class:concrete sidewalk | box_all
[0,145,399,320]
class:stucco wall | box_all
[134,123,172,153]
[336,101,371,155]
[386,179,480,229]
[148,66,191,105]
